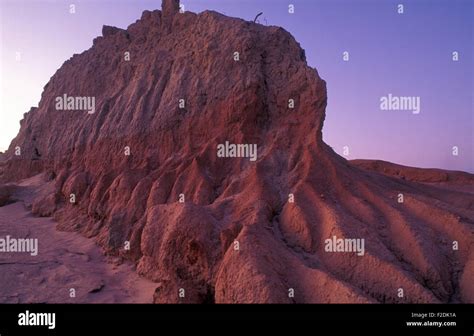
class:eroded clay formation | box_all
[0,0,473,303]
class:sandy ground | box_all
[0,177,156,303]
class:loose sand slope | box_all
[0,175,155,303]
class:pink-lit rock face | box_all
[0,0,473,303]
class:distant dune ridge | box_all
[0,0,473,303]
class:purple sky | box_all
[0,0,472,172]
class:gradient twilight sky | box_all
[0,0,472,172]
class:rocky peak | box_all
[162,0,180,17]
[102,25,124,37]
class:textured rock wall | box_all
[1,0,473,303]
